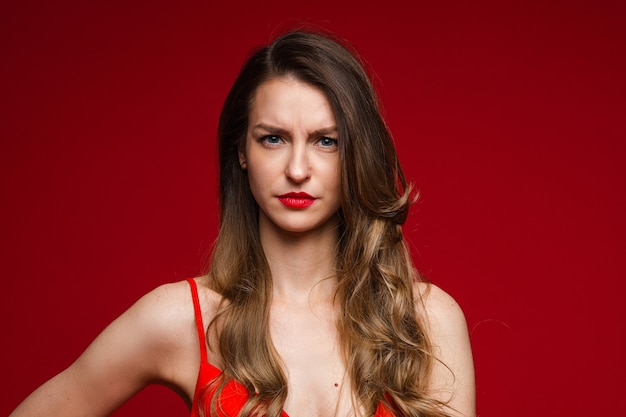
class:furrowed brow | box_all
[251,124,338,137]
[251,124,289,135]
[310,127,338,137]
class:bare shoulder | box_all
[97,279,191,356]
[132,279,198,326]
[126,277,222,353]
[86,277,224,398]
[133,277,221,319]
[75,279,202,377]
[413,281,476,417]
[413,281,468,334]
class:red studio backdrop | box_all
[2,1,624,416]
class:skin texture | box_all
[242,77,342,237]
[419,283,476,415]
[244,78,350,415]
[9,78,475,417]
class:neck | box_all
[259,217,340,304]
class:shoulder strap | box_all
[187,278,208,363]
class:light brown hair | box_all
[205,29,450,417]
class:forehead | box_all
[249,78,336,128]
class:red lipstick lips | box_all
[278,192,315,209]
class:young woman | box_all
[10,30,475,417]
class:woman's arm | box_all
[9,281,197,417]
[417,283,476,417]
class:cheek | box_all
[329,159,341,188]
[325,161,342,201]
[246,162,276,202]
[247,167,264,193]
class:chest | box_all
[269,303,355,417]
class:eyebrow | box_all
[251,123,338,137]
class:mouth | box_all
[278,192,316,209]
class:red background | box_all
[2,1,624,416]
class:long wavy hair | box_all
[204,29,451,417]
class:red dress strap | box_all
[187,278,207,363]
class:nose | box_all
[285,143,310,183]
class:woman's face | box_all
[242,77,341,237]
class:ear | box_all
[238,150,247,170]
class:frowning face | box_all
[242,77,341,237]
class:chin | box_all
[278,224,318,234]
[281,219,340,236]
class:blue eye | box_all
[261,135,282,144]
[319,137,338,147]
